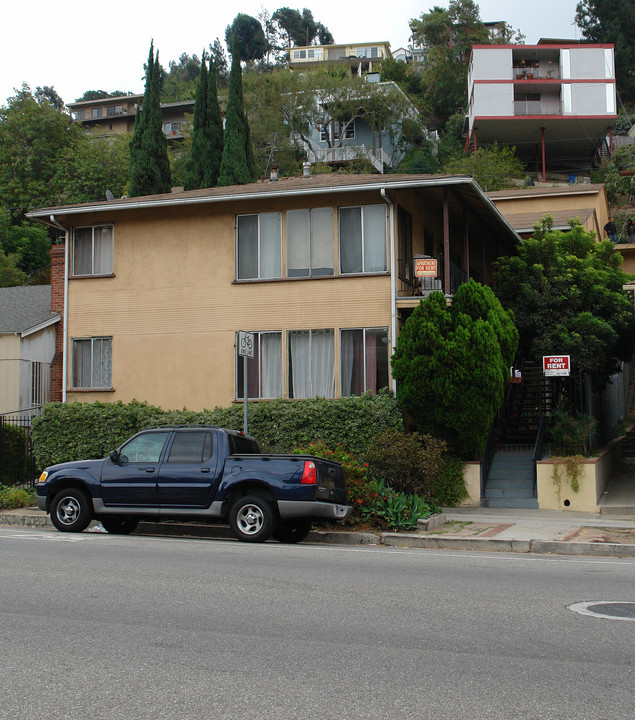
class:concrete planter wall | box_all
[536,436,623,512]
[461,461,482,507]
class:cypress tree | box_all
[218,37,257,186]
[128,42,172,197]
[183,54,209,191]
[204,57,224,188]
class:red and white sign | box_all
[415,258,437,277]
[543,355,571,377]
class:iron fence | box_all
[0,409,41,488]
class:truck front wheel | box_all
[273,519,313,543]
[50,488,93,533]
[229,495,276,543]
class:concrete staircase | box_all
[483,451,538,508]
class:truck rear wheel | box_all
[273,519,312,543]
[101,517,139,535]
[229,495,276,543]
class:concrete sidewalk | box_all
[2,505,635,557]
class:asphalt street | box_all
[1,526,634,720]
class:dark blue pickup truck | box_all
[35,426,351,543]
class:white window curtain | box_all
[363,205,387,272]
[311,208,334,276]
[340,328,388,396]
[261,333,282,398]
[259,213,282,279]
[289,329,334,398]
[287,210,311,277]
[73,228,93,275]
[72,338,111,388]
[93,226,113,274]
[339,206,386,273]
[287,208,333,277]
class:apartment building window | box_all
[339,205,387,274]
[236,332,282,400]
[286,208,334,277]
[91,108,103,118]
[72,225,113,276]
[107,105,123,116]
[288,329,334,398]
[71,337,112,389]
[341,328,389,396]
[293,49,307,59]
[236,213,282,279]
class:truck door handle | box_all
[145,467,155,473]
[200,468,210,473]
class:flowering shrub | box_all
[291,441,437,530]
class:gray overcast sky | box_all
[3,1,582,106]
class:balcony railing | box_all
[513,66,560,80]
[305,143,388,172]
[514,100,562,115]
[397,258,467,296]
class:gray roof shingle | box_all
[0,286,59,334]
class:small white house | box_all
[0,286,60,416]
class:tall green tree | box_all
[271,7,334,48]
[0,84,78,217]
[52,133,130,204]
[183,54,224,190]
[409,0,523,129]
[575,0,635,103]
[0,205,51,279]
[204,58,224,187]
[225,14,267,63]
[391,280,516,458]
[128,42,172,197]
[218,38,257,186]
[494,217,635,384]
[183,55,209,191]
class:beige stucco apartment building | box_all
[29,174,519,412]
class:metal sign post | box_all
[238,331,254,434]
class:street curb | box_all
[1,512,634,555]
[530,540,635,558]
[382,533,531,553]
[0,512,51,528]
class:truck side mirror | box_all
[109,449,120,463]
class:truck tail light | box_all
[301,460,317,484]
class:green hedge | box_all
[0,425,30,485]
[31,392,403,468]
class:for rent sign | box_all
[543,355,571,377]
[415,258,437,277]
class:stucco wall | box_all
[0,335,20,413]
[536,437,621,512]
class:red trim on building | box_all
[49,244,65,403]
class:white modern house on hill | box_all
[467,42,617,178]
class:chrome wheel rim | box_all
[236,504,264,535]
[56,497,81,525]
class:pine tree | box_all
[218,37,257,186]
[204,58,224,188]
[183,54,209,191]
[128,42,172,197]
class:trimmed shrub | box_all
[364,430,445,498]
[31,393,403,469]
[429,455,467,506]
[0,484,35,509]
[0,425,30,485]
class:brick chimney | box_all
[49,243,65,402]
